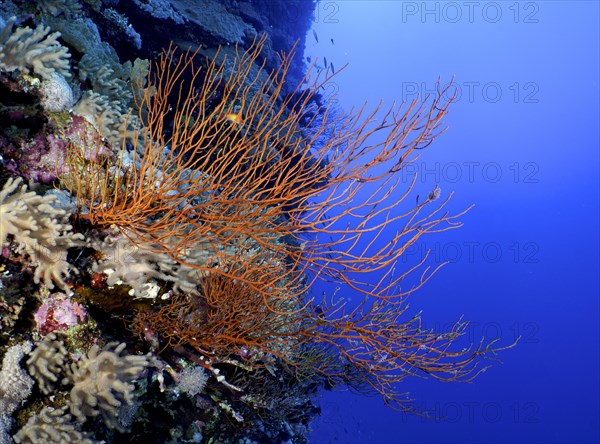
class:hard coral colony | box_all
[0,1,513,443]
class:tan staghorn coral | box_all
[0,177,83,290]
[0,16,71,79]
[64,342,150,430]
[13,406,98,444]
[26,333,68,395]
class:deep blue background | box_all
[304,2,599,443]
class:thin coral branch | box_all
[63,35,460,303]
[61,36,513,412]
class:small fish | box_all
[225,113,243,125]
[313,29,319,43]
[330,62,335,73]
[331,38,335,45]
[324,56,328,68]
[306,56,312,63]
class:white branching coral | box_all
[0,177,84,290]
[0,16,71,80]
[65,343,150,430]
[73,91,135,149]
[92,231,203,298]
[72,53,150,148]
[73,56,149,145]
[78,54,133,109]
[92,229,268,298]
[26,333,68,394]
[92,232,179,298]
[13,406,98,444]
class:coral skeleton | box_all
[0,341,34,413]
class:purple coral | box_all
[2,115,113,184]
[66,115,113,162]
[3,133,67,183]
[34,292,87,335]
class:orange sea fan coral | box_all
[63,35,513,411]
[62,34,461,301]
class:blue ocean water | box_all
[305,2,599,443]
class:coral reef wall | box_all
[0,1,319,443]
[0,1,498,443]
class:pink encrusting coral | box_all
[4,133,67,183]
[1,115,113,184]
[34,292,87,335]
